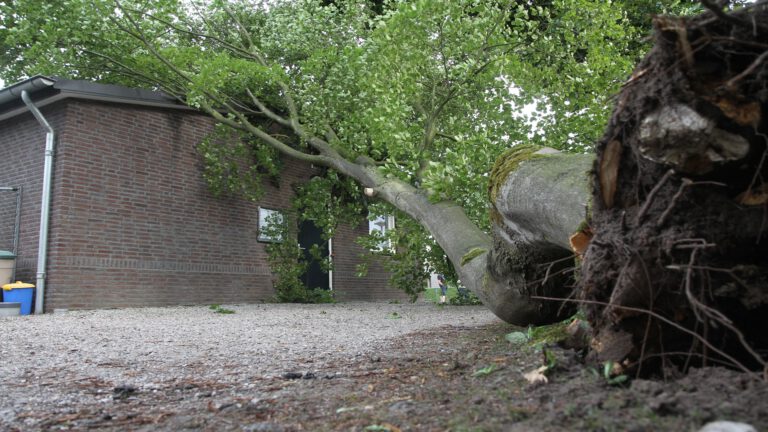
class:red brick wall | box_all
[0,107,65,286]
[45,100,276,309]
[0,98,402,310]
[332,220,409,302]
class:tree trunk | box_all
[583,4,768,375]
[358,151,591,325]
[484,147,592,325]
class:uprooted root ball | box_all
[582,3,768,376]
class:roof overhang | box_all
[0,76,198,122]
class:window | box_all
[368,214,395,251]
[258,207,284,242]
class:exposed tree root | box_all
[583,1,768,377]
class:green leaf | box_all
[505,331,529,345]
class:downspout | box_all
[21,91,55,315]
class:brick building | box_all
[0,76,405,312]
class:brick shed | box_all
[0,76,406,312]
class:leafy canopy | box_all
[0,0,706,290]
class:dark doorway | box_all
[297,220,330,290]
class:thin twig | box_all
[657,178,692,226]
[636,169,675,223]
[637,315,653,378]
[746,132,768,200]
[698,36,768,50]
[640,351,749,369]
[699,0,763,31]
[635,248,656,378]
[656,181,725,227]
[670,259,767,369]
[540,255,577,286]
[725,50,768,89]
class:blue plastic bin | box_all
[2,281,35,315]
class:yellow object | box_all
[2,281,35,291]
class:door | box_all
[297,220,330,290]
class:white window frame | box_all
[368,214,395,252]
[258,207,284,243]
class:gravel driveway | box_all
[0,302,499,430]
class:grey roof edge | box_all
[0,75,56,105]
[0,75,199,122]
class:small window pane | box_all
[368,214,394,251]
[258,208,284,242]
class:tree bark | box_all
[350,151,592,325]
[583,3,768,375]
[484,149,592,325]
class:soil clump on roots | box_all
[583,2,768,377]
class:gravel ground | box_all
[2,303,766,432]
[0,302,499,429]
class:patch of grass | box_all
[424,283,482,306]
[527,321,570,346]
[209,304,235,314]
[387,312,402,320]
[450,289,483,305]
[423,285,458,303]
[505,331,529,345]
[506,316,581,350]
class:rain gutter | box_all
[0,76,55,105]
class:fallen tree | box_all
[1,0,647,324]
[8,0,767,371]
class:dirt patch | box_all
[6,322,765,431]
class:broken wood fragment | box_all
[599,140,622,208]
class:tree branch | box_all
[246,88,292,127]
[82,49,187,99]
[132,8,261,62]
[699,0,767,31]
[198,100,325,165]
[221,2,259,54]
[435,132,458,142]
